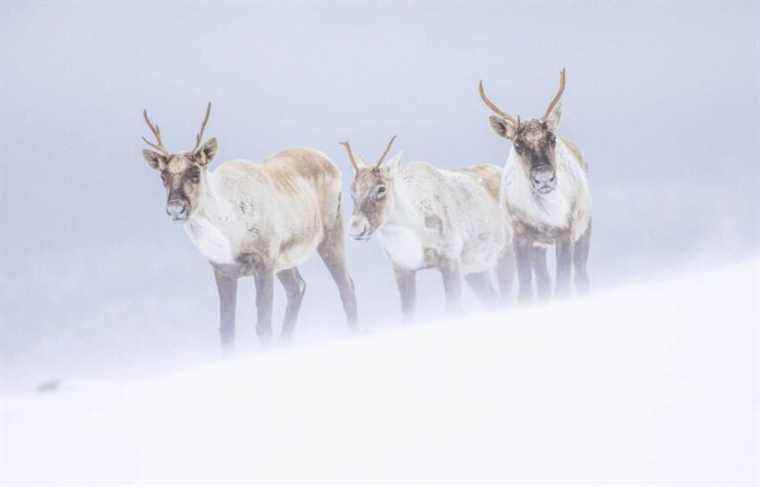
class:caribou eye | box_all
[160,172,169,186]
[187,168,201,183]
[375,185,387,199]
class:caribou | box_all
[479,69,592,302]
[140,103,358,348]
[339,136,514,320]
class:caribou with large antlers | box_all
[141,103,358,348]
[479,69,592,301]
[340,136,513,319]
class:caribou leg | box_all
[574,221,592,296]
[513,236,534,303]
[213,267,238,352]
[465,271,499,309]
[555,238,573,298]
[254,269,275,344]
[496,246,516,306]
[532,245,552,302]
[393,265,417,323]
[317,201,359,330]
[277,267,306,339]
[439,258,463,314]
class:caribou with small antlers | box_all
[141,103,358,348]
[479,69,592,301]
[340,136,513,319]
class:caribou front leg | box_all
[574,221,592,296]
[254,268,275,345]
[555,237,572,298]
[277,267,306,339]
[439,257,463,314]
[213,267,238,353]
[393,265,417,323]
[532,245,551,302]
[513,235,534,304]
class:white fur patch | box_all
[501,142,591,240]
[185,215,236,265]
[377,224,425,270]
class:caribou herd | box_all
[141,69,592,349]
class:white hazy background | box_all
[0,1,758,483]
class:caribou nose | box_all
[166,202,188,221]
[531,166,556,186]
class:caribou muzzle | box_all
[166,198,190,222]
[530,165,557,194]
[349,215,374,241]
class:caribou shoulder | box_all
[559,137,587,173]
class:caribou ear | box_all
[195,137,218,166]
[489,115,516,139]
[545,102,562,132]
[143,149,166,170]
[384,151,404,173]
[355,154,370,169]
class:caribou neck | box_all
[190,171,222,222]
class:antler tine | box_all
[543,68,566,120]
[142,109,169,154]
[375,135,397,168]
[339,141,360,172]
[478,80,518,125]
[192,102,212,153]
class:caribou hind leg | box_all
[495,247,516,305]
[393,265,417,323]
[317,203,359,330]
[465,271,499,309]
[574,221,592,296]
[213,267,238,352]
[277,267,306,339]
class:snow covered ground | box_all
[1,259,757,486]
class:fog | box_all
[1,1,758,395]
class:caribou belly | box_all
[377,225,425,270]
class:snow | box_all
[1,259,757,486]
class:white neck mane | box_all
[501,140,591,237]
[183,170,237,264]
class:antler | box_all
[543,68,566,120]
[192,102,212,153]
[339,140,360,172]
[375,135,397,168]
[478,80,518,125]
[141,109,170,154]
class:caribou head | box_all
[141,103,218,222]
[339,136,401,241]
[479,69,566,195]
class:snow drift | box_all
[1,259,757,486]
